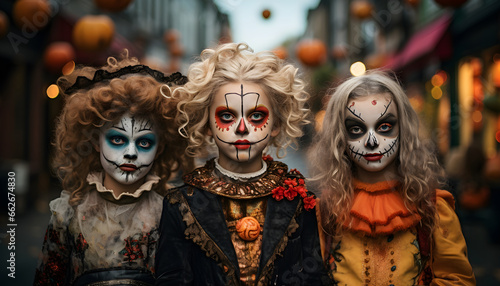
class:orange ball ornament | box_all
[272,46,288,60]
[296,39,327,67]
[0,11,9,38]
[94,0,133,12]
[262,9,271,19]
[12,0,51,32]
[351,0,373,19]
[43,42,76,74]
[72,15,115,52]
[236,217,261,241]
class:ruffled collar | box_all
[343,179,421,236]
[87,172,160,203]
[183,157,288,199]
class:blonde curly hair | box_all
[174,42,310,158]
[52,51,191,206]
[308,70,445,237]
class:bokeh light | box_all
[350,61,366,76]
[431,86,442,100]
[62,61,75,75]
[472,110,482,123]
[46,84,59,99]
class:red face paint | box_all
[215,106,235,130]
[248,106,269,129]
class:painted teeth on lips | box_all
[233,140,251,150]
[363,153,383,161]
[120,164,138,172]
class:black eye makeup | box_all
[345,118,366,139]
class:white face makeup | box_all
[99,113,158,185]
[345,93,399,173]
[209,82,278,171]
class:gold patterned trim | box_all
[256,203,301,285]
[182,158,288,199]
[166,189,240,286]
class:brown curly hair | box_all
[52,51,192,206]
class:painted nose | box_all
[124,144,138,160]
[236,118,248,134]
[365,131,379,150]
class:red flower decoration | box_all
[303,196,317,211]
[284,186,298,200]
[272,186,285,201]
[262,154,274,162]
[296,186,307,198]
[284,178,298,187]
[271,174,316,211]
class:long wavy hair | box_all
[52,52,191,206]
[174,42,310,158]
[308,70,445,237]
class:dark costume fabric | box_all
[34,173,163,286]
[155,158,330,285]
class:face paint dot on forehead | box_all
[372,100,377,105]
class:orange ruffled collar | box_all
[343,179,421,236]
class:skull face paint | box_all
[99,113,158,185]
[209,82,277,170]
[345,93,399,173]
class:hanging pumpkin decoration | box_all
[94,0,133,12]
[12,0,51,32]
[296,39,327,67]
[272,46,288,60]
[0,10,9,38]
[433,0,468,8]
[43,41,76,74]
[262,9,271,19]
[72,15,115,52]
[351,0,373,19]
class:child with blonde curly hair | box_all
[155,43,330,285]
[34,51,190,285]
[309,71,475,285]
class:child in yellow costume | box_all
[309,71,475,285]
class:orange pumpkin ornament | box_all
[296,39,327,67]
[0,10,9,38]
[72,15,115,52]
[43,42,76,74]
[12,0,51,32]
[262,9,271,19]
[94,0,133,12]
[351,0,373,19]
[272,46,288,60]
[236,217,261,241]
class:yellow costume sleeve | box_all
[430,190,476,285]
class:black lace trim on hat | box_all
[65,65,187,95]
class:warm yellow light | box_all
[431,86,442,100]
[314,110,326,132]
[350,61,366,76]
[472,110,482,122]
[62,61,75,75]
[47,84,59,99]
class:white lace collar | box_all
[87,172,160,201]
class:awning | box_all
[385,13,452,70]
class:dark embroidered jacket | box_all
[155,159,331,285]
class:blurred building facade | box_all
[0,0,229,212]
[304,0,500,160]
